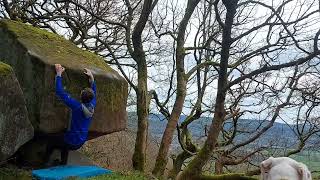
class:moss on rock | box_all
[200,173,258,180]
[0,61,13,77]
[0,20,113,73]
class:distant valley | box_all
[127,112,320,151]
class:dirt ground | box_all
[79,129,173,174]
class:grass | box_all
[291,151,320,169]
[0,167,148,180]
[290,151,320,178]
[84,172,147,180]
[0,167,31,180]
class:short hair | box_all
[81,88,94,103]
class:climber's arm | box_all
[55,64,80,109]
[90,81,97,107]
[84,68,97,107]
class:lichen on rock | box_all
[0,61,34,161]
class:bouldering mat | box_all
[32,165,112,180]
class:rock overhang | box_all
[0,20,128,137]
[0,20,113,74]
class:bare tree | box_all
[151,0,202,177]
[177,0,320,179]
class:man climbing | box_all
[44,64,96,165]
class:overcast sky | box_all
[1,0,319,124]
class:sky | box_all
[148,0,320,125]
[1,0,319,124]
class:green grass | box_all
[0,168,31,180]
[82,172,147,180]
[291,151,320,168]
[0,167,148,180]
[290,151,320,177]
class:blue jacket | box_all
[55,76,96,146]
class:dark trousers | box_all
[43,133,82,165]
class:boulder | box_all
[0,61,34,161]
[0,20,128,137]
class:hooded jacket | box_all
[55,76,96,146]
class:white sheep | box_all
[260,157,312,180]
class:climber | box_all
[43,64,96,165]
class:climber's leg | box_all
[43,142,56,165]
[43,133,66,165]
[60,147,69,165]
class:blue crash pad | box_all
[32,165,112,180]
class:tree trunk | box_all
[131,0,156,172]
[168,150,192,179]
[132,60,148,171]
[178,1,238,179]
[168,128,197,179]
[152,77,186,176]
[152,0,201,177]
[215,159,224,175]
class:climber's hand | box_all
[84,68,94,83]
[55,64,65,76]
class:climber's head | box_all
[81,88,94,103]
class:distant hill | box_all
[127,112,320,151]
